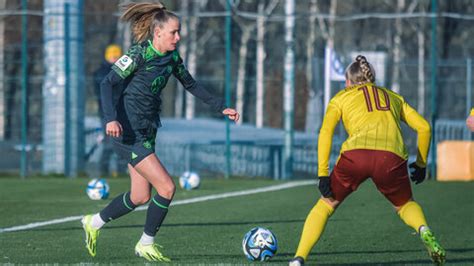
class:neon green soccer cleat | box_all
[135,242,171,262]
[81,214,100,257]
[420,226,446,265]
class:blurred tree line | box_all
[1,0,474,143]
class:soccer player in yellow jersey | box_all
[466,108,474,131]
[289,55,445,266]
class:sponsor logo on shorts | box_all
[143,141,153,149]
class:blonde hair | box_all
[120,2,179,43]
[345,55,376,84]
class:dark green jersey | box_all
[100,40,225,130]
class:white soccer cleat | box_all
[289,256,305,266]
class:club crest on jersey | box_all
[115,55,133,71]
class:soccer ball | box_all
[179,171,200,190]
[86,178,110,200]
[242,227,278,261]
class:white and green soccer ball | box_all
[86,178,110,200]
[179,171,200,190]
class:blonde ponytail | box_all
[120,2,178,43]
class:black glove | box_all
[318,176,333,198]
[409,162,426,184]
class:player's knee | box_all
[161,182,176,199]
[131,193,151,205]
[151,175,176,199]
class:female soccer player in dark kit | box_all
[289,55,445,266]
[81,2,239,262]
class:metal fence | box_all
[1,0,473,178]
[435,119,472,143]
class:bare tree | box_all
[179,0,214,119]
[184,0,208,119]
[417,25,425,115]
[416,6,426,116]
[391,0,405,94]
[315,0,337,45]
[255,0,278,128]
[0,0,5,140]
[233,0,278,126]
[304,0,320,133]
[305,0,337,131]
[116,0,131,49]
[236,29,252,125]
[175,0,189,118]
[185,1,199,119]
[233,3,256,125]
[256,3,265,128]
[407,0,426,115]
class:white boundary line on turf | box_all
[0,180,315,233]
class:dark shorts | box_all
[111,127,157,167]
[330,149,412,206]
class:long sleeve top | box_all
[100,40,226,130]
[318,82,431,176]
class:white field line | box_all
[0,180,314,233]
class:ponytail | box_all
[345,55,376,84]
[355,55,375,83]
[120,2,179,43]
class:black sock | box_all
[144,193,171,236]
[99,192,137,222]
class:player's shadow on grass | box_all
[26,217,358,232]
[149,250,474,265]
[98,217,351,230]
[33,218,307,232]
[274,259,474,265]
[172,253,245,261]
[19,225,474,264]
[274,251,474,265]
[24,218,306,232]
[108,218,305,229]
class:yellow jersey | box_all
[318,82,431,176]
[470,108,474,116]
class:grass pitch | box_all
[0,176,473,265]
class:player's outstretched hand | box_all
[318,176,333,198]
[409,162,426,185]
[105,121,123,138]
[222,108,240,122]
[466,115,474,132]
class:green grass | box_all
[0,176,473,265]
